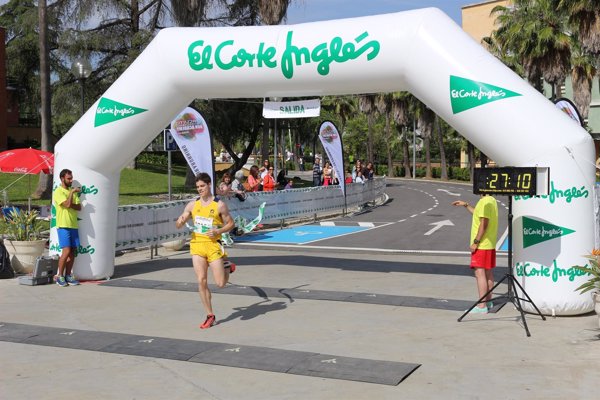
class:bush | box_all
[2,209,44,241]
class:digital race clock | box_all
[473,167,539,196]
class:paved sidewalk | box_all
[1,245,599,399]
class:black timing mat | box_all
[0,322,420,386]
[100,278,499,312]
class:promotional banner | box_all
[170,107,214,180]
[318,121,345,194]
[554,98,584,127]
[263,99,321,119]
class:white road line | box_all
[358,222,375,227]
[320,221,335,226]
[237,242,480,255]
[301,222,395,244]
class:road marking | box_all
[60,331,76,336]
[437,189,460,196]
[226,347,241,352]
[320,221,335,226]
[237,242,479,255]
[139,338,154,343]
[295,230,323,236]
[321,358,337,364]
[424,220,455,236]
[302,222,394,245]
[358,222,375,227]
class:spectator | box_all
[259,159,270,180]
[230,170,246,201]
[365,162,375,180]
[277,168,288,189]
[322,161,333,186]
[263,167,276,192]
[352,160,363,181]
[299,156,304,171]
[355,169,365,183]
[312,156,322,186]
[344,168,353,184]
[246,165,262,192]
[284,179,294,190]
[218,172,233,196]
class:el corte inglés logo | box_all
[449,76,522,114]
[188,31,380,79]
[320,125,338,143]
[522,216,575,248]
[95,97,147,127]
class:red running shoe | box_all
[200,314,216,329]
[224,260,236,273]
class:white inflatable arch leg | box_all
[53,8,594,314]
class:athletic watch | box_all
[473,239,480,244]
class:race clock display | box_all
[473,167,538,196]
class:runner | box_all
[176,173,235,329]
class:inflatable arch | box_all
[52,8,595,315]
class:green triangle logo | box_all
[522,216,575,248]
[94,97,147,127]
[450,76,522,114]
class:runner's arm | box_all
[175,201,194,229]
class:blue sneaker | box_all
[466,306,488,314]
[486,301,494,309]
[65,275,80,286]
[55,276,68,287]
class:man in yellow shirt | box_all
[52,169,81,287]
[453,195,498,313]
[176,173,235,329]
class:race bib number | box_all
[195,216,213,233]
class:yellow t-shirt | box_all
[53,186,80,229]
[191,198,223,243]
[471,196,498,250]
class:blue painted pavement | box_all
[234,225,368,244]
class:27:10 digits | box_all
[488,173,532,189]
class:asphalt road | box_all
[292,178,509,253]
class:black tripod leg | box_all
[507,277,532,337]
[458,274,508,322]
[509,275,547,321]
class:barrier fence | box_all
[115,177,386,250]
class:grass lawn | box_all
[0,164,189,207]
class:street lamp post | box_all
[269,97,282,179]
[71,58,92,115]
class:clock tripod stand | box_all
[458,167,546,336]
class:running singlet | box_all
[191,199,223,243]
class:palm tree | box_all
[375,93,394,177]
[492,0,571,98]
[434,116,448,181]
[417,105,434,179]
[559,0,600,56]
[571,43,597,123]
[358,94,377,163]
[391,92,413,178]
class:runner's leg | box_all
[192,255,212,315]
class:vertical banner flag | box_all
[170,107,214,181]
[318,121,345,194]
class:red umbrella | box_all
[0,148,54,211]
[0,148,54,174]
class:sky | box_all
[286,0,465,26]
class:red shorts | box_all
[470,249,496,269]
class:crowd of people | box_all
[217,156,377,201]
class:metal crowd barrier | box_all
[115,177,386,250]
